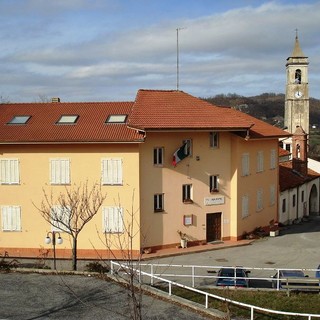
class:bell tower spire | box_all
[284,30,309,134]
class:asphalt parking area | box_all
[0,272,212,320]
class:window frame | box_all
[209,175,219,193]
[256,188,263,212]
[101,158,123,185]
[269,184,276,206]
[270,149,276,170]
[182,184,193,203]
[182,139,192,157]
[1,205,21,231]
[7,115,31,125]
[153,147,164,166]
[51,205,71,232]
[50,158,71,185]
[0,158,20,185]
[241,153,250,177]
[102,206,124,233]
[241,195,249,219]
[56,115,79,124]
[209,132,219,148]
[257,151,264,173]
[154,193,164,212]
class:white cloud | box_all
[1,0,320,102]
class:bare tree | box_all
[99,190,146,320]
[34,181,107,271]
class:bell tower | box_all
[284,31,309,134]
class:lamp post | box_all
[45,231,63,270]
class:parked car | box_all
[316,265,320,278]
[271,269,307,289]
[215,267,250,288]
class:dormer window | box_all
[106,115,127,123]
[7,115,31,125]
[56,115,79,124]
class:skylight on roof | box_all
[57,115,79,124]
[7,115,31,124]
[106,115,127,123]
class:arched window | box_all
[294,69,301,84]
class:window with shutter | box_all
[241,195,249,218]
[257,151,264,172]
[50,159,70,185]
[256,188,263,212]
[0,159,20,184]
[101,158,123,185]
[270,149,276,169]
[1,206,21,231]
[103,207,124,233]
[241,153,250,176]
[51,205,70,232]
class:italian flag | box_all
[172,143,188,167]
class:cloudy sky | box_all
[1,0,320,102]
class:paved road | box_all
[0,272,212,320]
[152,216,320,270]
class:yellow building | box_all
[0,90,289,260]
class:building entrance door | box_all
[206,212,221,242]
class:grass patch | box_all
[155,285,320,319]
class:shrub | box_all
[85,261,110,274]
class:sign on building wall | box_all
[204,196,225,206]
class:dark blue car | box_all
[215,267,250,288]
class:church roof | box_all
[290,35,306,58]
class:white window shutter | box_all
[0,159,19,184]
[103,206,124,233]
[50,159,70,184]
[102,158,123,185]
[50,159,58,184]
[1,206,21,231]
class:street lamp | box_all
[45,231,63,270]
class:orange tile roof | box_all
[279,161,320,192]
[0,102,143,143]
[0,89,291,144]
[128,90,290,139]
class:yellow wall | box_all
[0,144,141,258]
[139,131,233,247]
[230,136,279,238]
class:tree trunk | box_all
[72,236,77,271]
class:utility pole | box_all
[176,27,185,91]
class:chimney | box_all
[51,97,61,103]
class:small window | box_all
[101,158,123,185]
[282,199,286,213]
[182,184,193,203]
[7,115,31,125]
[154,194,164,212]
[56,115,79,124]
[50,158,70,185]
[153,147,164,166]
[106,115,127,123]
[1,206,21,231]
[242,195,249,219]
[51,205,70,232]
[293,194,296,207]
[209,132,219,148]
[301,191,304,202]
[257,151,264,173]
[242,153,250,176]
[183,139,192,156]
[0,158,20,185]
[256,188,263,212]
[270,184,275,206]
[102,206,124,233]
[270,149,276,170]
[210,175,219,192]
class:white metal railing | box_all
[110,261,320,320]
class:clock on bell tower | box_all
[284,31,309,134]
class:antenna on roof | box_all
[176,27,186,91]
